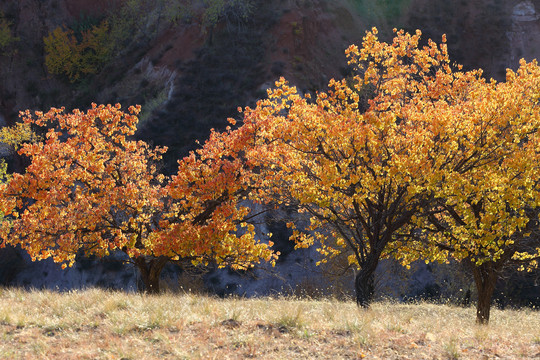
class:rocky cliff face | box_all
[508,1,540,69]
[0,0,539,302]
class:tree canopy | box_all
[0,104,276,293]
[235,28,481,306]
[403,59,540,323]
[233,28,540,322]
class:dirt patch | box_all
[264,0,366,89]
[146,23,206,71]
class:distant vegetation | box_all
[42,0,256,83]
[44,21,112,82]
[0,12,18,56]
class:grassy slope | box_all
[0,288,538,359]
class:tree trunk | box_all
[355,269,375,307]
[134,256,169,294]
[471,262,498,325]
[355,255,379,307]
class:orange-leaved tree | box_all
[156,122,278,282]
[0,104,276,293]
[402,59,540,324]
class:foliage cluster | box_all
[42,0,255,83]
[0,12,18,56]
[44,21,112,82]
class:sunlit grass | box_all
[0,288,538,359]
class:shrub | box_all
[0,13,19,56]
[44,21,112,82]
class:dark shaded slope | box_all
[137,6,276,173]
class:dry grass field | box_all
[0,288,538,359]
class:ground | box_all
[0,288,539,359]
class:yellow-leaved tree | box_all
[238,28,483,307]
[400,59,540,324]
[234,28,540,323]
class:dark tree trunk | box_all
[134,256,169,294]
[471,262,498,325]
[355,255,379,307]
[355,269,375,307]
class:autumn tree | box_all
[44,21,111,82]
[0,104,275,293]
[236,27,540,321]
[402,59,540,324]
[237,28,488,307]
[0,122,40,149]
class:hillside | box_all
[2,0,540,166]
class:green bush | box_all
[0,13,19,56]
[44,21,112,82]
